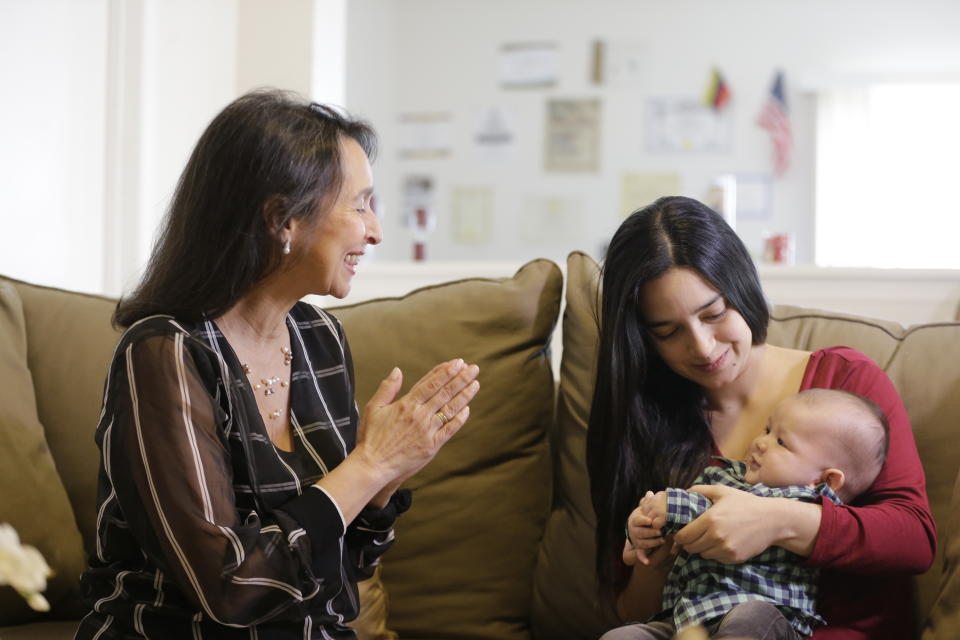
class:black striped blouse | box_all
[76,302,408,640]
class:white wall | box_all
[237,0,313,97]
[346,0,960,266]
[0,0,108,293]
[136,0,238,290]
[3,1,960,297]
[0,0,328,296]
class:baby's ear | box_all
[821,468,845,494]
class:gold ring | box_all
[436,410,450,425]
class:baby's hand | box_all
[639,490,668,527]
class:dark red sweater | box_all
[801,347,936,639]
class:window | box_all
[816,83,960,268]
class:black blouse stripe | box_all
[76,302,405,640]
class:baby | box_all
[606,388,889,640]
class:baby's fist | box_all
[640,490,668,521]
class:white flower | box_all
[0,523,53,611]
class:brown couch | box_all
[1,253,958,639]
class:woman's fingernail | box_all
[389,367,401,380]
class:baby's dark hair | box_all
[796,389,889,501]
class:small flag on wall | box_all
[757,70,792,176]
[703,67,731,111]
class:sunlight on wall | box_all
[816,84,960,268]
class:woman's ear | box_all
[820,468,845,494]
[261,194,291,236]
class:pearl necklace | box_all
[241,346,293,420]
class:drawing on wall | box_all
[398,113,453,159]
[451,187,494,244]
[473,106,516,163]
[591,39,648,88]
[643,97,733,153]
[520,195,582,243]
[620,172,682,217]
[544,98,601,172]
[499,42,559,88]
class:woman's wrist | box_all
[772,497,822,557]
[369,481,399,509]
[311,450,395,525]
[347,444,395,490]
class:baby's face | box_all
[744,395,833,489]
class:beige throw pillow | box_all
[331,259,562,640]
[531,251,620,640]
[0,282,86,623]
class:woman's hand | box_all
[621,534,678,571]
[673,484,821,562]
[356,359,480,492]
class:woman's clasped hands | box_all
[676,484,798,563]
[624,484,791,569]
[355,358,480,501]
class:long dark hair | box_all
[586,196,769,594]
[114,89,377,328]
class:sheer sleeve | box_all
[106,329,340,627]
[336,323,411,578]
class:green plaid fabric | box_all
[659,459,841,637]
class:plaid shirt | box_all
[659,458,841,637]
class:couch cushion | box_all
[924,466,960,640]
[330,259,561,640]
[0,281,86,623]
[767,304,904,369]
[350,566,397,640]
[0,620,80,639]
[5,277,120,558]
[532,252,620,640]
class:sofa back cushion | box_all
[536,252,960,640]
[531,252,619,640]
[330,260,561,640]
[5,278,120,563]
[0,280,89,622]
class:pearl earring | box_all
[282,239,291,255]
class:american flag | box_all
[757,70,792,176]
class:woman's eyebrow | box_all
[698,295,722,312]
[645,294,722,328]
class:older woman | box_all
[75,90,479,639]
[587,196,934,638]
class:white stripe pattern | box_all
[78,305,400,638]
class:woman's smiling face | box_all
[639,266,754,391]
[296,136,381,298]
